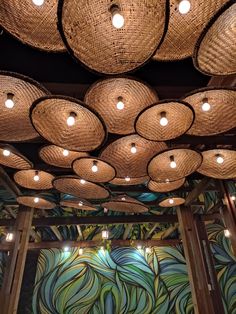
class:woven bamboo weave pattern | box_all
[0,145,32,170]
[60,199,97,211]
[159,197,185,207]
[102,195,148,213]
[109,176,149,186]
[148,178,185,193]
[17,196,55,210]
[14,170,54,190]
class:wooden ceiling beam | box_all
[185,177,213,206]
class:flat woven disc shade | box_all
[148,148,202,182]
[0,0,65,52]
[100,134,167,178]
[0,144,32,170]
[30,96,106,151]
[148,178,185,193]
[14,170,54,190]
[135,100,194,141]
[159,197,185,208]
[84,77,158,135]
[102,195,148,213]
[58,0,166,74]
[60,199,97,211]
[197,149,236,179]
[194,1,236,76]
[153,0,226,61]
[0,72,48,142]
[183,88,236,136]
[17,196,56,210]
[72,157,116,183]
[109,176,149,186]
[53,176,110,199]
[39,145,89,168]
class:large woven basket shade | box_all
[0,72,48,142]
[148,148,202,182]
[153,0,227,61]
[183,88,236,136]
[109,176,149,186]
[148,178,185,193]
[58,0,167,74]
[39,145,89,168]
[17,195,56,210]
[73,157,116,183]
[0,144,32,170]
[135,100,194,141]
[102,195,148,213]
[0,0,64,52]
[194,1,236,76]
[14,170,54,190]
[53,176,110,199]
[100,134,167,178]
[159,197,185,207]
[84,77,158,135]
[30,96,106,151]
[60,198,97,211]
[197,149,236,179]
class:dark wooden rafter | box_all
[185,177,213,206]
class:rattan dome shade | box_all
[0,144,32,170]
[197,149,236,179]
[0,72,48,142]
[102,195,148,213]
[194,1,236,76]
[148,148,202,182]
[148,178,185,193]
[30,96,106,152]
[60,198,97,211]
[135,101,194,141]
[58,0,167,74]
[84,78,158,135]
[39,145,89,168]
[109,176,149,186]
[53,176,110,199]
[17,196,56,210]
[183,88,236,136]
[159,197,185,207]
[14,170,54,190]
[100,134,167,178]
[73,157,116,183]
[0,0,65,52]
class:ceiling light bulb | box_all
[33,172,40,181]
[78,248,83,255]
[224,229,230,238]
[102,230,109,239]
[130,143,137,154]
[121,197,126,201]
[6,232,14,242]
[79,201,83,206]
[146,247,151,254]
[5,93,15,109]
[170,161,177,169]
[32,0,44,6]
[216,155,224,164]
[3,149,10,157]
[160,112,168,126]
[63,246,69,252]
[111,5,124,29]
[92,161,98,173]
[178,0,191,14]
[34,197,39,203]
[63,149,69,157]
[137,245,142,250]
[116,100,124,110]
[169,198,174,204]
[201,98,211,112]
[67,112,76,126]
[80,179,86,184]
[125,176,130,182]
[231,195,236,201]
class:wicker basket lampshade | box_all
[148,178,185,193]
[100,134,167,178]
[0,144,32,170]
[197,149,236,179]
[159,197,185,207]
[72,157,116,183]
[135,100,194,141]
[17,195,56,210]
[102,195,148,213]
[53,175,110,199]
[0,0,65,52]
[60,198,97,211]
[0,72,48,142]
[183,88,236,136]
[58,0,167,74]
[153,0,227,61]
[30,96,107,152]
[148,148,202,182]
[84,77,158,135]
[194,1,236,76]
[109,176,149,186]
[14,170,54,190]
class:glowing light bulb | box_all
[160,112,168,126]
[145,247,151,254]
[91,161,98,173]
[178,0,191,14]
[5,93,15,109]
[231,195,236,201]
[3,149,10,157]
[67,112,76,126]
[125,176,130,182]
[116,96,124,110]
[34,197,39,203]
[104,207,108,213]
[6,232,14,242]
[201,98,211,112]
[224,229,230,238]
[63,246,69,252]
[130,143,137,154]
[137,245,142,250]
[33,172,40,182]
[63,149,69,157]
[111,5,124,29]
[79,201,83,207]
[216,155,224,164]
[170,156,176,169]
[169,198,174,204]
[165,179,170,183]
[78,248,83,255]
[121,197,126,201]
[80,179,86,184]
[32,0,44,5]
[102,230,109,239]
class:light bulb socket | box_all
[170,155,175,162]
[6,92,14,100]
[93,160,98,166]
[202,97,208,103]
[109,3,120,14]
[69,112,77,118]
[160,111,166,118]
[117,96,123,102]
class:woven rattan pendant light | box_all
[102,195,148,213]
[0,144,32,170]
[84,77,158,135]
[109,176,149,186]
[17,195,56,210]
[159,197,185,207]
[0,0,65,52]
[14,170,54,190]
[135,100,194,141]
[148,178,185,193]
[58,0,167,74]
[60,198,97,211]
[30,96,107,151]
[0,72,48,142]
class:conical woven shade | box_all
[30,96,107,152]
[0,144,32,170]
[60,198,97,211]
[153,0,226,61]
[109,176,149,186]
[148,148,202,182]
[53,176,110,199]
[0,0,65,52]
[58,0,167,74]
[100,134,167,178]
[17,195,56,210]
[73,157,116,183]
[102,195,148,213]
[194,1,236,76]
[159,197,185,207]
[0,72,48,142]
[197,149,236,179]
[135,100,194,141]
[148,178,185,193]
[183,88,236,136]
[84,77,158,135]
[39,145,89,168]
[14,170,54,190]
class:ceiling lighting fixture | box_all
[137,245,142,250]
[63,149,69,157]
[201,97,211,112]
[121,197,126,201]
[170,156,177,169]
[169,198,174,204]
[67,112,76,126]
[125,176,130,182]
[33,171,40,182]
[178,0,191,14]
[91,160,98,173]
[110,4,124,29]
[130,143,137,154]
[216,154,224,164]
[5,93,15,109]
[145,247,151,254]
[6,232,14,242]
[63,246,70,252]
[224,229,230,238]
[3,149,10,157]
[34,197,39,203]
[116,96,124,110]
[160,111,168,126]
[80,179,86,184]
[78,201,83,207]
[102,229,109,239]
[32,0,45,6]
[231,195,236,201]
[78,248,83,255]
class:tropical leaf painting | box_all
[0,251,7,288]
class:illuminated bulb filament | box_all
[91,161,98,173]
[116,96,124,110]
[130,143,137,154]
[137,245,142,250]
[63,149,69,157]
[79,201,83,207]
[201,98,211,112]
[231,195,236,201]
[32,0,45,6]
[34,197,39,203]
[160,112,168,126]
[169,198,174,204]
[146,247,151,254]
[3,149,10,157]
[224,229,230,238]
[125,176,130,182]
[6,232,14,242]
[216,154,224,164]
[80,179,86,184]
[102,230,109,239]
[63,246,69,252]
[67,112,76,126]
[5,93,15,109]
[78,248,83,255]
[111,5,124,29]
[178,0,191,14]
[34,172,40,182]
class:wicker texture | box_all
[0,72,48,142]
[0,0,64,52]
[14,170,54,190]
[102,195,148,213]
[100,134,167,178]
[84,78,158,135]
[135,101,194,141]
[73,157,116,183]
[194,1,236,76]
[159,197,185,207]
[148,149,202,182]
[53,176,110,199]
[60,199,97,211]
[39,145,89,168]
[148,178,185,193]
[58,0,166,74]
[0,144,32,170]
[30,96,106,151]
[109,176,149,186]
[183,88,236,136]
[153,0,227,61]
[17,196,55,210]
[197,149,236,179]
